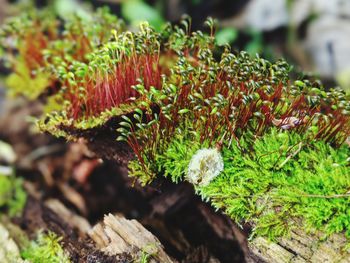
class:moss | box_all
[0,176,12,206]
[127,127,350,241]
[5,60,51,100]
[0,7,124,100]
[0,174,27,217]
[198,129,350,240]
[3,9,350,244]
[21,231,70,263]
[155,132,204,183]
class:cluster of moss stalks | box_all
[1,6,350,244]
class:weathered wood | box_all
[18,196,125,263]
[0,222,27,263]
[89,213,174,263]
[45,199,91,235]
[247,227,350,263]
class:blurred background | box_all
[1,0,350,93]
[0,0,350,94]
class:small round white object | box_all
[187,148,224,187]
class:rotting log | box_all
[0,98,244,262]
[59,126,350,263]
[15,194,173,262]
[17,195,120,262]
[2,98,349,263]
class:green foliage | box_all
[121,0,165,31]
[197,128,350,240]
[0,174,27,217]
[155,132,203,183]
[244,29,264,56]
[128,159,156,186]
[53,0,91,20]
[130,125,350,241]
[0,6,124,100]
[215,27,238,46]
[139,250,151,263]
[0,176,12,206]
[5,59,51,100]
[21,231,70,263]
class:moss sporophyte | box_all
[1,11,350,242]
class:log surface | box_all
[247,228,350,263]
[89,213,174,263]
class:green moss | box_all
[0,176,12,206]
[0,7,124,100]
[197,129,350,240]
[21,231,70,263]
[129,127,350,241]
[128,159,156,186]
[5,59,51,100]
[155,131,205,183]
[0,174,27,217]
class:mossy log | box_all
[2,99,349,263]
[51,123,350,263]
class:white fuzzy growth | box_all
[187,148,224,187]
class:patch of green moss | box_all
[5,59,52,100]
[1,6,124,101]
[21,231,70,263]
[134,128,350,241]
[0,174,27,217]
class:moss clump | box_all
[0,6,124,100]
[156,134,203,183]
[21,231,70,263]
[151,128,350,241]
[0,9,58,99]
[0,174,27,218]
[5,59,52,100]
